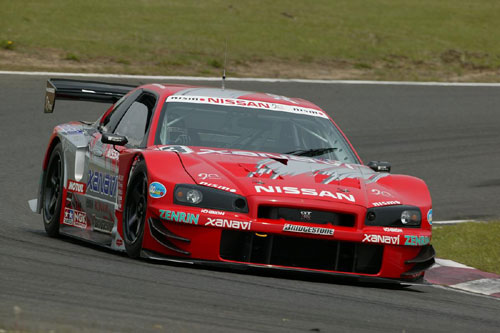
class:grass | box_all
[0,1,500,80]
[432,221,500,275]
[0,39,15,50]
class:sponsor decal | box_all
[149,182,167,198]
[300,211,312,221]
[168,95,271,108]
[93,217,113,234]
[45,95,53,113]
[159,209,199,225]
[64,191,83,211]
[283,224,334,236]
[201,208,225,216]
[58,124,83,135]
[106,148,119,160]
[117,174,124,210]
[254,185,355,203]
[205,217,251,230]
[199,181,237,193]
[63,208,87,229]
[372,201,401,207]
[158,145,194,154]
[196,149,264,157]
[371,189,392,197]
[67,180,86,194]
[155,146,385,184]
[266,93,299,104]
[94,201,111,214]
[87,170,118,197]
[383,227,403,233]
[165,146,384,181]
[362,234,400,245]
[198,173,221,180]
[427,209,433,225]
[116,239,123,246]
[404,235,430,246]
[166,95,328,118]
[247,158,388,185]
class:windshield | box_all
[155,97,359,163]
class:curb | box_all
[425,258,500,298]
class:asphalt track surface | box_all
[1,74,499,332]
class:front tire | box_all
[42,143,64,237]
[123,161,148,258]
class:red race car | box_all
[31,78,434,282]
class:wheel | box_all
[123,160,148,258]
[42,142,64,237]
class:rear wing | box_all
[44,78,137,113]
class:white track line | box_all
[434,258,475,269]
[1,70,500,86]
[433,220,478,225]
[452,278,500,296]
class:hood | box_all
[158,146,405,208]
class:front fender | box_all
[377,174,432,229]
[115,149,194,238]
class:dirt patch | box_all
[1,48,499,82]
[0,48,126,73]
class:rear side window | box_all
[101,89,142,132]
[113,93,157,147]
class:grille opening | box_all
[258,206,355,227]
[220,230,382,274]
[270,236,336,270]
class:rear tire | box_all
[42,143,64,237]
[123,160,148,258]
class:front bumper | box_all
[140,202,434,281]
[140,245,434,285]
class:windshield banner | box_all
[166,95,328,119]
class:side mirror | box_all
[367,161,391,173]
[101,133,128,146]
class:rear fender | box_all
[36,132,61,214]
[37,126,90,213]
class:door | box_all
[85,91,157,243]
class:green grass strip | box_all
[432,221,500,275]
[1,1,500,80]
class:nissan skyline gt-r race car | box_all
[30,78,435,283]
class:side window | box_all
[101,89,142,132]
[113,93,156,147]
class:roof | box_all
[142,84,323,111]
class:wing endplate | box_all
[44,78,137,113]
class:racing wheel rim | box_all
[124,171,148,244]
[43,150,62,222]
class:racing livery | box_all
[30,78,434,282]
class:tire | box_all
[42,142,64,237]
[123,160,148,258]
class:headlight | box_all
[173,184,248,213]
[400,210,421,225]
[176,188,203,204]
[365,205,421,227]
